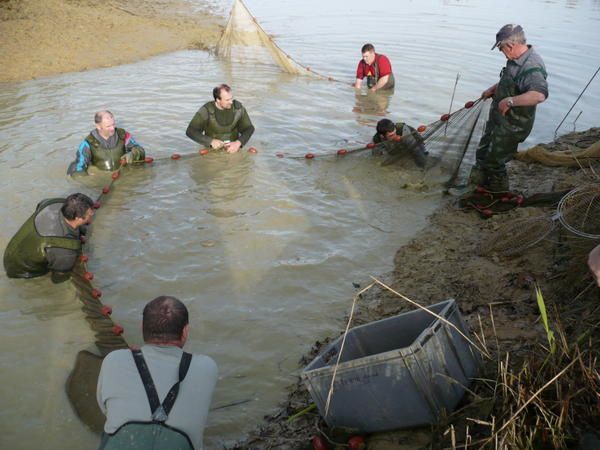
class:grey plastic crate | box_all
[301,299,479,432]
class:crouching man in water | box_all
[97,295,218,450]
[67,110,145,175]
[3,193,94,280]
[372,118,428,168]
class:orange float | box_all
[366,143,376,149]
[112,325,124,335]
[417,125,426,133]
[101,305,113,316]
[91,288,102,299]
[93,201,101,209]
[79,254,89,263]
[305,153,315,159]
[102,186,110,194]
[464,101,475,109]
[111,172,120,180]
[144,156,154,163]
[337,149,348,155]
[248,147,258,153]
[84,272,94,281]
[199,149,209,155]
[440,114,450,122]
[171,153,181,160]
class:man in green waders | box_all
[468,24,548,192]
[3,193,94,280]
[372,118,428,168]
[67,110,146,175]
[97,296,218,450]
[186,84,255,153]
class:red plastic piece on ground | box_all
[475,186,488,194]
[276,153,284,158]
[101,305,113,316]
[84,272,94,281]
[337,149,348,155]
[79,254,89,263]
[111,172,120,180]
[440,113,450,122]
[305,153,315,159]
[171,153,181,160]
[366,143,376,149]
[248,147,258,153]
[516,195,524,205]
[417,125,427,133]
[391,134,402,142]
[92,201,101,209]
[144,156,154,163]
[80,235,87,244]
[91,288,102,299]
[199,149,209,155]
[112,325,124,335]
[348,436,366,450]
[464,100,475,109]
[482,208,494,217]
[311,436,328,450]
[102,186,110,194]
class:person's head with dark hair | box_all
[361,43,376,65]
[212,84,234,111]
[143,296,190,346]
[61,193,94,226]
[376,118,397,140]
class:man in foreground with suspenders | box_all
[97,296,218,450]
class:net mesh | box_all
[216,0,328,78]
[558,184,600,238]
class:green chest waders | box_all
[204,102,243,142]
[476,54,546,175]
[3,199,81,278]
[100,350,194,450]
[365,57,395,90]
[87,129,127,171]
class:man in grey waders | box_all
[466,24,548,192]
[3,193,94,281]
[96,296,218,450]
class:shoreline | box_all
[0,0,223,83]
[233,128,600,448]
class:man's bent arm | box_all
[371,74,390,91]
[237,109,255,146]
[186,107,213,147]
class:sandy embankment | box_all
[0,0,223,83]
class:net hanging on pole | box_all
[216,0,330,79]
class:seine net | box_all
[216,0,327,78]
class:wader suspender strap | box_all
[131,349,193,422]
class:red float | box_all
[144,156,154,164]
[171,153,181,160]
[328,76,333,81]
[248,147,258,153]
[199,149,209,155]
[482,208,494,217]
[417,125,427,133]
[348,436,366,450]
[440,113,450,122]
[112,325,124,335]
[475,186,489,194]
[276,153,284,158]
[93,201,101,209]
[337,149,348,155]
[516,195,524,205]
[464,100,475,109]
[391,135,402,142]
[305,153,315,159]
[84,272,94,281]
[80,236,87,244]
[80,254,89,263]
[101,305,113,316]
[91,288,102,299]
[111,172,119,180]
[102,186,110,194]
[311,436,328,450]
[366,143,376,149]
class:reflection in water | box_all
[352,90,392,125]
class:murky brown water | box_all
[1,0,599,448]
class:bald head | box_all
[588,245,600,287]
[94,110,116,139]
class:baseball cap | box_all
[491,24,523,50]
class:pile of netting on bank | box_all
[216,0,332,79]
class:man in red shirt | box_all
[354,43,395,92]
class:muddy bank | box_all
[0,0,222,83]
[233,128,600,449]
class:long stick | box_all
[323,282,375,417]
[370,276,491,359]
[445,73,460,136]
[554,64,600,139]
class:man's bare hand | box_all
[225,140,242,153]
[211,139,224,150]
